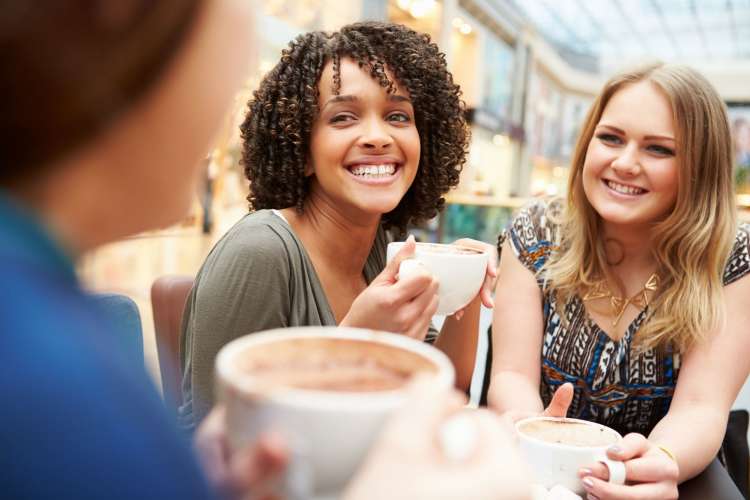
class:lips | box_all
[604,179,648,195]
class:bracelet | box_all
[656,444,678,463]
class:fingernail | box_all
[582,476,594,489]
[587,495,600,500]
[579,468,592,477]
[608,445,622,455]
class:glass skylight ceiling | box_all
[512,0,750,74]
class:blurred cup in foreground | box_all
[216,326,455,498]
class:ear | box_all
[304,162,314,177]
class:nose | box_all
[359,116,392,150]
[611,142,640,176]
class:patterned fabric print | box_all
[504,201,750,437]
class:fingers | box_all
[193,406,231,491]
[404,289,439,340]
[384,376,466,447]
[542,383,574,418]
[229,432,289,499]
[581,474,678,500]
[381,235,417,281]
[607,433,650,461]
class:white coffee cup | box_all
[386,241,489,315]
[516,416,626,494]
[215,326,455,498]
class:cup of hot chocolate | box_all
[516,416,626,494]
[215,326,455,498]
[386,241,489,315]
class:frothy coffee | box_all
[418,243,481,255]
[233,337,437,392]
[518,419,620,448]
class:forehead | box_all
[600,81,675,135]
[317,57,409,100]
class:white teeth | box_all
[350,164,396,178]
[607,180,644,195]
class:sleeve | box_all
[183,221,293,423]
[723,224,750,286]
[497,199,560,275]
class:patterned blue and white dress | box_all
[499,200,750,436]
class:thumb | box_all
[543,382,574,418]
[380,235,417,282]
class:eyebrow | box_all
[597,124,675,142]
[321,93,412,110]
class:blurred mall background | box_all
[79,0,750,403]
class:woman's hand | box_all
[450,238,498,319]
[344,377,531,500]
[341,235,439,340]
[503,382,575,423]
[578,433,679,500]
[194,406,289,500]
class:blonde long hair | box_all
[544,63,736,352]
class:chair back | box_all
[93,293,144,370]
[150,275,194,415]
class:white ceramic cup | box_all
[386,241,489,315]
[516,416,626,494]
[215,326,455,499]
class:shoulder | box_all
[499,198,562,271]
[723,223,750,286]
[201,210,297,274]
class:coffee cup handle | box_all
[595,453,627,486]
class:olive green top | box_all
[178,209,390,429]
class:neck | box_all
[283,191,380,277]
[600,221,659,293]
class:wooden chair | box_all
[150,275,194,416]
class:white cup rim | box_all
[216,326,455,411]
[515,416,622,451]
[387,241,488,257]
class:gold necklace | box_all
[582,273,659,327]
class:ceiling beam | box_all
[690,0,711,58]
[649,0,681,59]
[613,0,650,53]
[574,0,622,59]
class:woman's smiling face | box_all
[582,80,679,231]
[306,57,420,222]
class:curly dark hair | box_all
[240,21,469,231]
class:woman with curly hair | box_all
[180,22,495,428]
[489,63,750,498]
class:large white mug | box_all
[215,326,455,499]
[516,416,626,494]
[386,241,489,315]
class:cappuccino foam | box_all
[519,419,619,448]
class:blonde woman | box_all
[489,63,750,499]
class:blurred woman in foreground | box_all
[0,2,527,499]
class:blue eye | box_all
[647,145,675,157]
[597,133,622,144]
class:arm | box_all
[487,239,546,415]
[435,238,498,392]
[435,296,482,392]
[183,223,292,423]
[649,272,750,481]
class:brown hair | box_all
[241,22,469,231]
[0,0,201,184]
[544,63,736,352]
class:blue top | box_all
[0,192,216,500]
